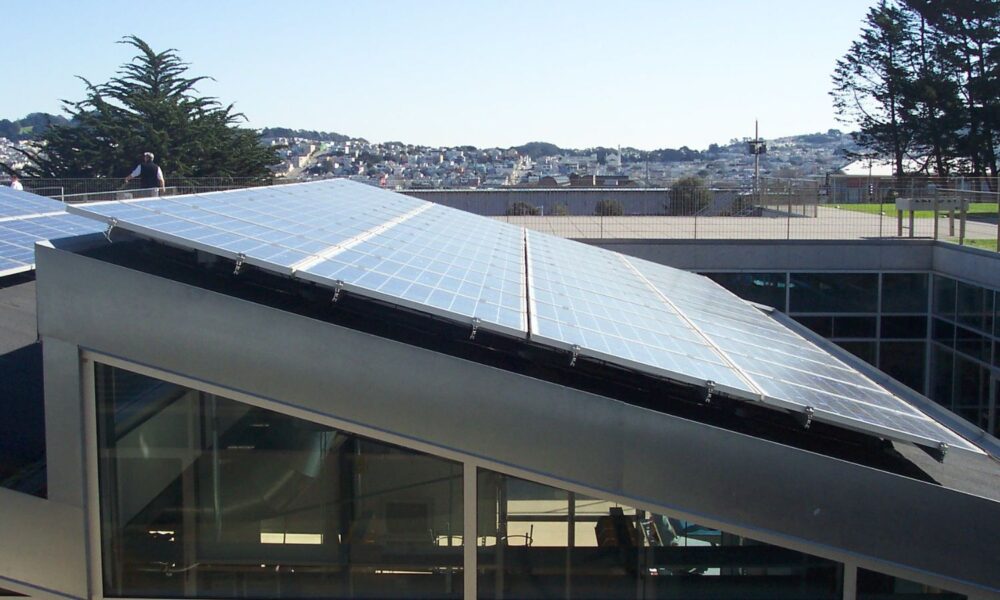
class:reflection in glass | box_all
[930,346,955,407]
[955,282,993,334]
[96,364,462,599]
[879,342,926,394]
[477,470,841,599]
[881,273,928,314]
[704,273,788,311]
[835,341,877,365]
[857,567,966,599]
[789,273,878,313]
[932,277,957,319]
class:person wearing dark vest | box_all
[124,152,165,197]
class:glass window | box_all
[792,315,833,337]
[880,316,927,339]
[0,342,46,498]
[932,319,955,348]
[932,276,957,319]
[952,356,990,431]
[835,341,877,365]
[789,273,878,313]
[857,567,966,599]
[955,326,989,362]
[832,316,877,338]
[96,364,463,599]
[881,273,928,313]
[956,282,993,334]
[704,273,787,311]
[477,470,843,599]
[929,346,955,407]
[878,342,926,394]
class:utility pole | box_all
[747,120,767,204]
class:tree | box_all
[14,36,279,180]
[832,1,915,176]
[593,199,624,216]
[667,176,711,215]
[905,0,1000,176]
[505,201,540,216]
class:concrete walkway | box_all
[499,206,1000,242]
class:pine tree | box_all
[15,36,279,180]
[831,1,916,176]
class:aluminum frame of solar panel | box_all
[624,256,979,453]
[525,229,757,396]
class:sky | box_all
[4,0,877,151]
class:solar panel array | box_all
[0,187,103,277]
[67,179,980,454]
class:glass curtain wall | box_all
[96,364,463,599]
[476,470,843,600]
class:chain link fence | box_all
[8,175,998,251]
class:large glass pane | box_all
[955,282,993,334]
[857,567,966,599]
[703,272,787,311]
[477,470,842,599]
[878,342,926,394]
[96,364,463,599]
[932,276,957,319]
[952,356,990,432]
[880,316,927,339]
[789,273,878,313]
[0,342,46,498]
[881,273,928,314]
[929,345,954,407]
[832,316,877,338]
[835,341,877,365]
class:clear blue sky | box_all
[4,0,876,150]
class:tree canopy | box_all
[15,36,279,180]
[667,176,711,215]
[832,0,999,176]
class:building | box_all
[0,181,998,599]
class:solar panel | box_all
[0,189,103,277]
[298,204,527,334]
[67,179,979,455]
[624,256,979,452]
[526,230,756,395]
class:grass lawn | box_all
[835,203,998,219]
[944,238,998,251]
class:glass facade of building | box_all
[706,271,998,437]
[96,365,464,599]
[92,361,974,599]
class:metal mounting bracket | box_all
[233,253,247,275]
[801,406,815,429]
[469,317,481,340]
[569,345,581,367]
[331,280,345,303]
[103,218,118,243]
[704,380,716,403]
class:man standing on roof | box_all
[9,174,23,191]
[124,152,165,197]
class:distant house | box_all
[570,173,636,187]
[537,175,570,188]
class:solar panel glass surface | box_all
[526,230,755,393]
[300,204,527,333]
[0,189,103,276]
[625,256,978,451]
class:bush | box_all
[505,201,540,216]
[667,176,711,215]
[594,199,624,216]
[548,203,569,216]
